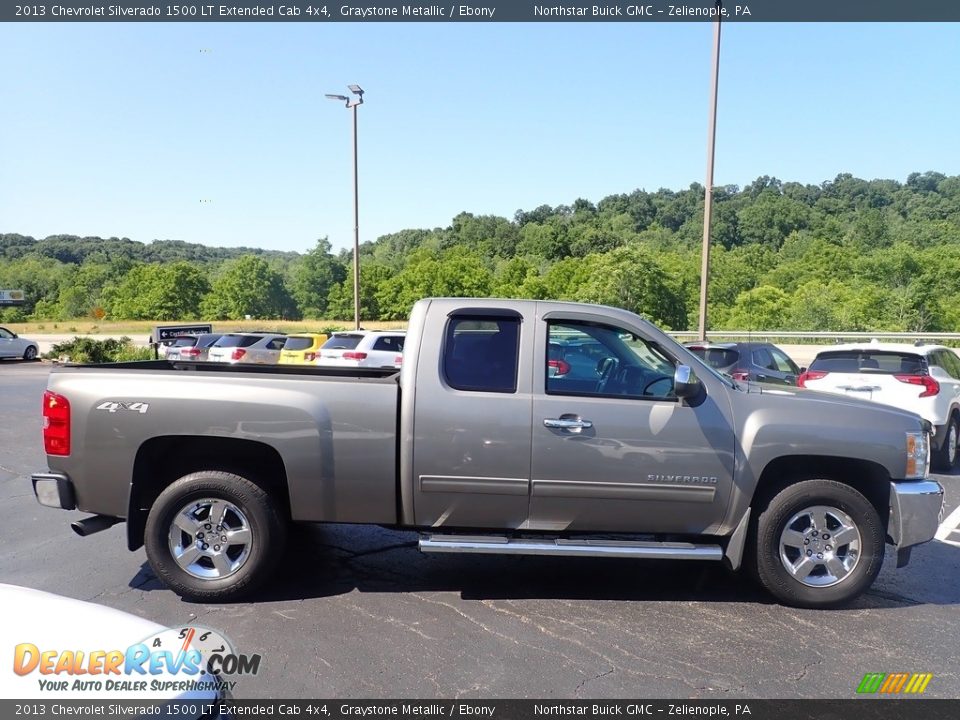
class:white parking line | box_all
[935,503,960,548]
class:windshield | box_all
[283,336,315,351]
[214,335,259,348]
[322,334,364,350]
[810,351,925,374]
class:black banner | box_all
[2,700,958,720]
[4,0,960,23]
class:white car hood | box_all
[0,584,220,702]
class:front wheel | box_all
[23,345,37,361]
[750,479,884,608]
[144,471,287,602]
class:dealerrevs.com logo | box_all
[12,626,260,694]
[856,673,933,695]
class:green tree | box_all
[574,246,687,329]
[110,263,211,320]
[291,238,345,318]
[719,286,791,330]
[201,255,295,320]
[326,262,393,321]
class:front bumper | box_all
[889,480,943,562]
[31,471,76,510]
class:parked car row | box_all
[162,329,406,369]
[687,339,959,471]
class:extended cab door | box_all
[529,308,736,534]
[409,305,534,529]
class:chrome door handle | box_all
[544,417,593,430]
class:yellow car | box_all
[278,333,328,364]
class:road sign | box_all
[151,324,213,342]
[0,289,25,306]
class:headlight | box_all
[905,431,930,480]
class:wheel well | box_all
[127,436,290,550]
[753,455,891,537]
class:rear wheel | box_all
[933,416,959,472]
[144,471,286,602]
[750,479,884,608]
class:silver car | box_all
[207,333,287,364]
[0,326,39,361]
[165,333,224,362]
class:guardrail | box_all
[669,331,960,342]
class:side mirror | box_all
[674,364,702,400]
[799,366,807,374]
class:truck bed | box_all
[59,359,400,380]
[44,359,401,526]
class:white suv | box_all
[316,330,405,369]
[799,341,960,470]
[207,333,287,364]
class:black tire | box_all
[932,415,959,472]
[144,471,286,602]
[23,345,37,361]
[750,479,884,609]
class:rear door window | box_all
[444,317,520,393]
[940,351,960,379]
[372,335,405,352]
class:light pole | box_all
[326,84,364,331]
[697,4,722,341]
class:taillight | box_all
[305,352,316,362]
[180,348,200,357]
[43,391,70,456]
[231,348,247,361]
[797,370,828,387]
[731,371,750,382]
[548,359,571,376]
[395,354,403,366]
[895,374,939,398]
[342,351,367,360]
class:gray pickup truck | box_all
[32,298,944,608]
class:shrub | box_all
[43,336,149,363]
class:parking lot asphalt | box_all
[1,361,958,699]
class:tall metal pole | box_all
[697,6,722,342]
[352,102,361,331]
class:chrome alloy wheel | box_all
[779,505,861,587]
[168,498,252,580]
[949,424,958,466]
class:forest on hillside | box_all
[2,171,960,331]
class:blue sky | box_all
[1,22,958,253]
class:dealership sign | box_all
[152,324,214,342]
[0,289,25,305]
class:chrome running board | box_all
[418,535,723,561]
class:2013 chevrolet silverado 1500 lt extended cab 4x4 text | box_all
[32,299,944,608]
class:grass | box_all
[7,319,408,336]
